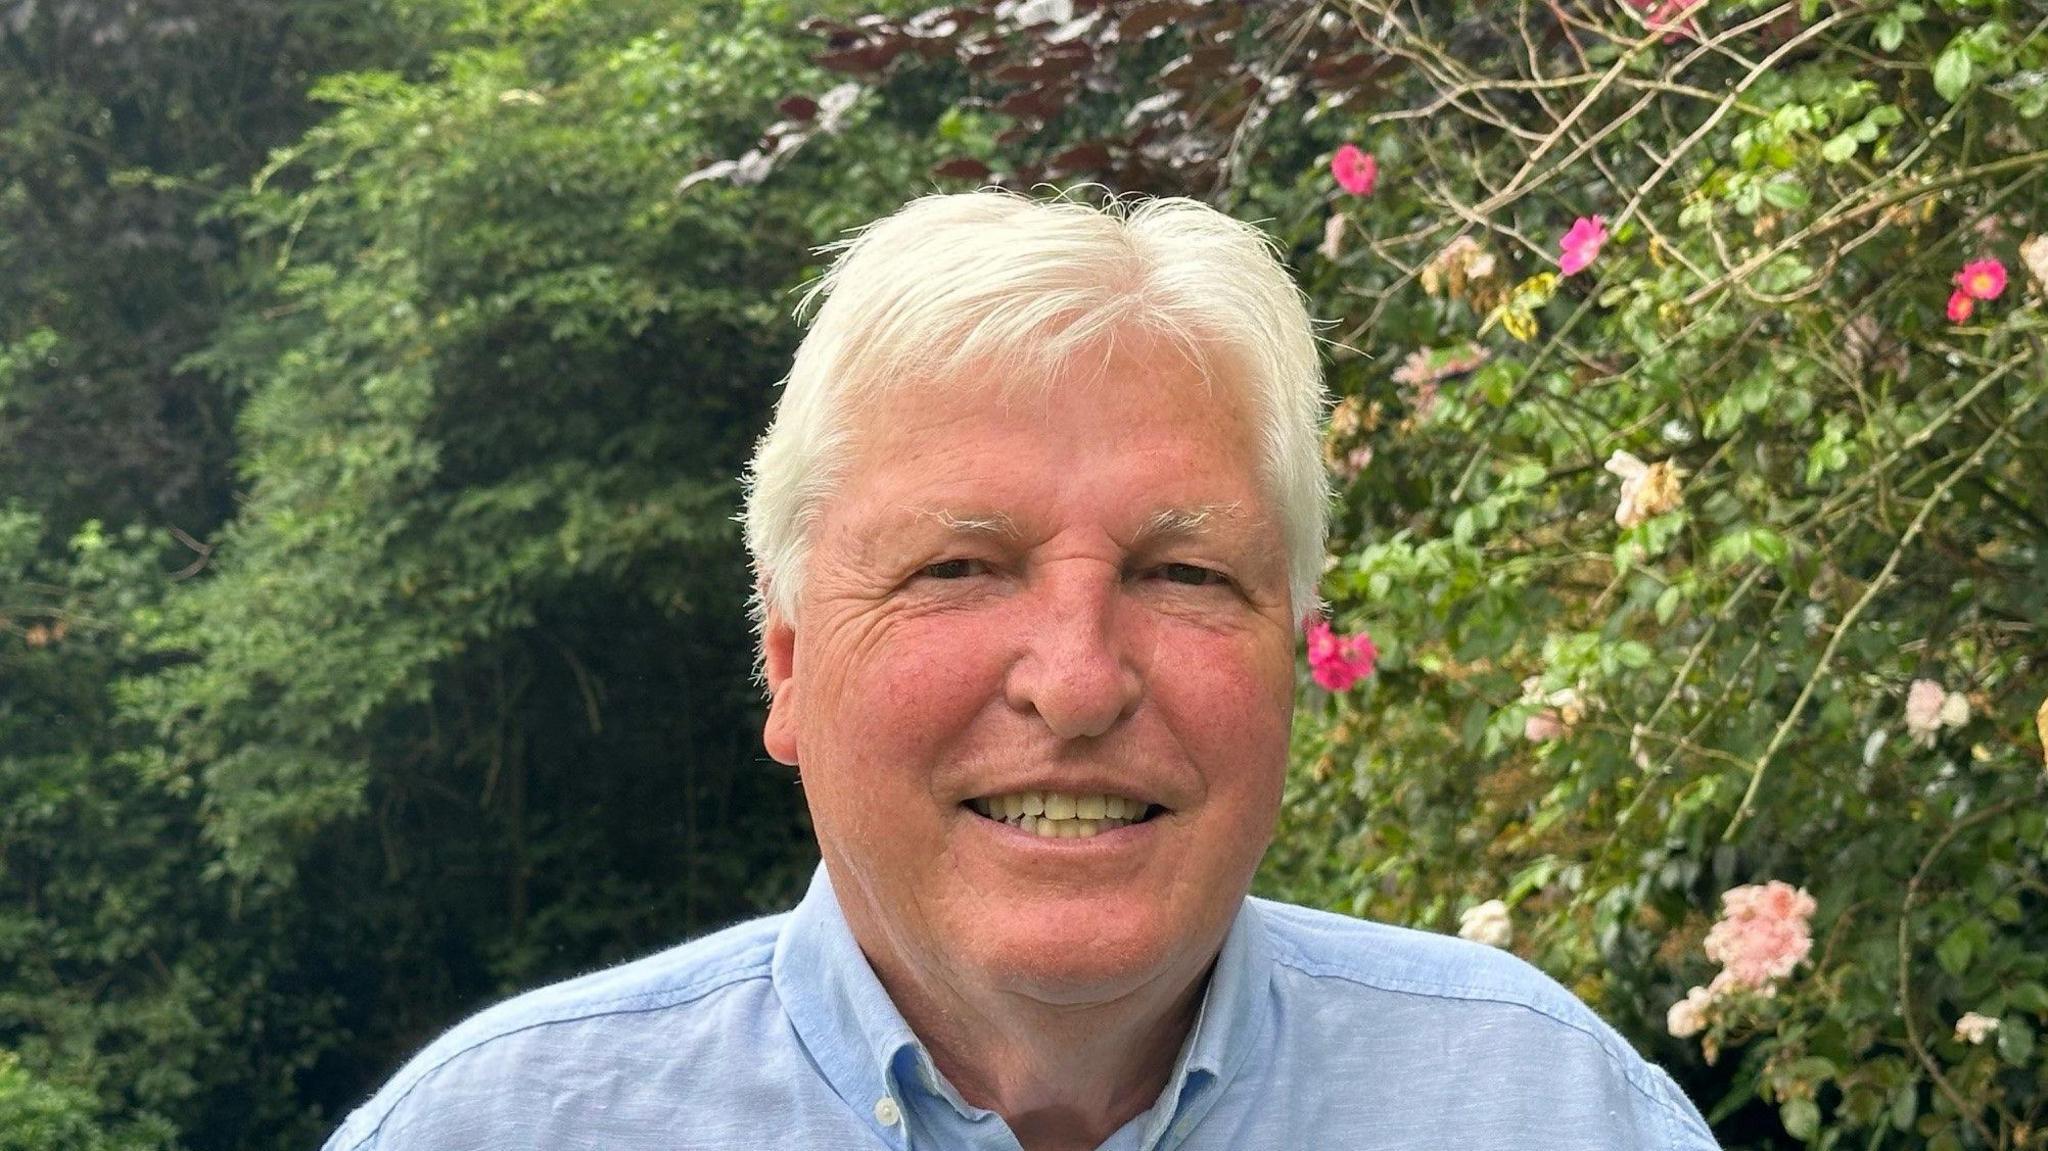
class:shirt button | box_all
[874,1097,902,1126]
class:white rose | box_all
[1904,679,1946,747]
[1937,689,1970,730]
[2020,234,2048,293]
[1666,985,1715,1039]
[1605,450,1685,528]
[1955,1011,2000,1045]
[1458,899,1513,948]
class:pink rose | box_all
[1905,678,1968,746]
[1948,258,2006,323]
[1331,145,1377,196]
[1306,617,1378,691]
[1523,710,1567,743]
[1624,0,1704,42]
[1954,258,2007,301]
[1947,289,1975,324]
[1558,215,1608,276]
[1702,880,1816,992]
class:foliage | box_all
[7,0,2047,1147]
[114,0,929,1140]
[1272,5,2048,1147]
[0,1050,140,1151]
[0,6,419,1144]
[3,1,900,1146]
[700,1,2048,1146]
[0,0,407,531]
[0,509,264,1148]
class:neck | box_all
[876,958,1212,1151]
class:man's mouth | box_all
[964,791,1164,839]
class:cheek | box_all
[1149,625,1294,720]
[1147,630,1295,791]
[801,612,1012,773]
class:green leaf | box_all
[1786,1056,1839,1084]
[1655,584,1682,624]
[1781,1097,1821,1141]
[1506,858,1559,901]
[1754,255,1816,293]
[1763,180,1810,210]
[1941,921,1974,966]
[1997,1017,2034,1065]
[1612,640,1655,669]
[1749,527,1789,566]
[1933,46,1972,103]
[1936,923,1981,975]
[2010,982,2048,1013]
[1889,1083,1918,1131]
[1821,133,1858,164]
[1874,14,1904,53]
[1460,700,1492,749]
[1708,530,1752,568]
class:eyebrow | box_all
[902,503,1253,550]
[908,507,1022,539]
[1130,503,1246,550]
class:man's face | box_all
[761,337,1297,1011]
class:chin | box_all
[961,910,1183,1005]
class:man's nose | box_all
[1002,565,1143,740]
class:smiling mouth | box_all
[964,791,1164,839]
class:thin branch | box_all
[1724,395,2040,841]
[1898,799,2020,1150]
[1608,10,1850,238]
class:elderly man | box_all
[322,191,1718,1151]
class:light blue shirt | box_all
[323,867,1718,1150]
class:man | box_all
[322,191,1718,1150]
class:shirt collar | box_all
[772,866,924,1140]
[771,865,1273,1149]
[1134,895,1271,1150]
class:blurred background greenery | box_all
[2,1,2044,1148]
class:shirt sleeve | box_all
[1648,1065,1722,1150]
[319,1113,372,1151]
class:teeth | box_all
[967,790,1152,839]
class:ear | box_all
[761,607,800,766]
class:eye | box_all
[1153,562,1231,587]
[920,558,983,580]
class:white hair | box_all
[742,189,1329,625]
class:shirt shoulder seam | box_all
[337,955,774,1151]
[1266,948,1684,1121]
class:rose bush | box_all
[1264,5,2048,1147]
[707,1,2048,1145]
